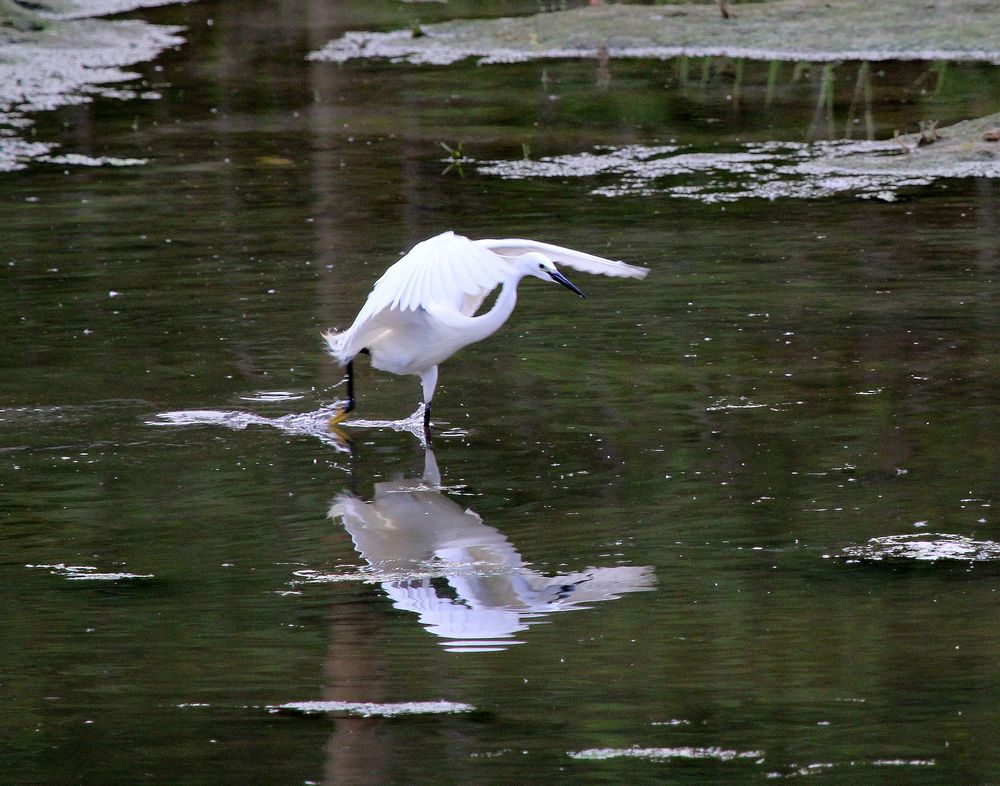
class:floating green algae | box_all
[309,0,1000,66]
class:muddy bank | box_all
[309,0,1000,65]
[0,0,193,172]
[839,111,1000,174]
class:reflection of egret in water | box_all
[329,448,655,653]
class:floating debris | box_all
[477,140,917,202]
[873,759,936,767]
[841,533,1000,562]
[767,757,935,778]
[38,153,147,167]
[477,120,1000,202]
[26,563,154,581]
[569,745,763,762]
[238,390,307,403]
[271,700,475,718]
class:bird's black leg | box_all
[344,360,356,414]
[330,360,356,427]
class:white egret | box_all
[324,231,648,429]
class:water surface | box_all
[1,2,998,784]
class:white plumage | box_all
[325,231,648,429]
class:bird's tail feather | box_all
[322,329,353,366]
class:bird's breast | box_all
[366,308,482,376]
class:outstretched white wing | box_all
[366,231,514,314]
[325,230,647,365]
[476,237,649,279]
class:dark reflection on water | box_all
[1,0,999,784]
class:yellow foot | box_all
[327,421,352,445]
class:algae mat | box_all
[309,0,1000,65]
[0,0,192,171]
[477,112,1000,202]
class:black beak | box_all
[550,269,586,298]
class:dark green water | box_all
[1,2,998,784]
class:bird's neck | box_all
[469,275,521,343]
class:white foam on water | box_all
[841,533,1000,562]
[39,153,147,167]
[26,563,153,581]
[569,745,763,762]
[476,139,990,203]
[238,391,307,403]
[272,700,475,717]
[872,759,935,766]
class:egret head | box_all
[518,252,586,298]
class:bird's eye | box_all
[538,263,545,269]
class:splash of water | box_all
[147,406,353,453]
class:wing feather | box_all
[364,231,513,315]
[475,237,649,279]
[451,252,481,297]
